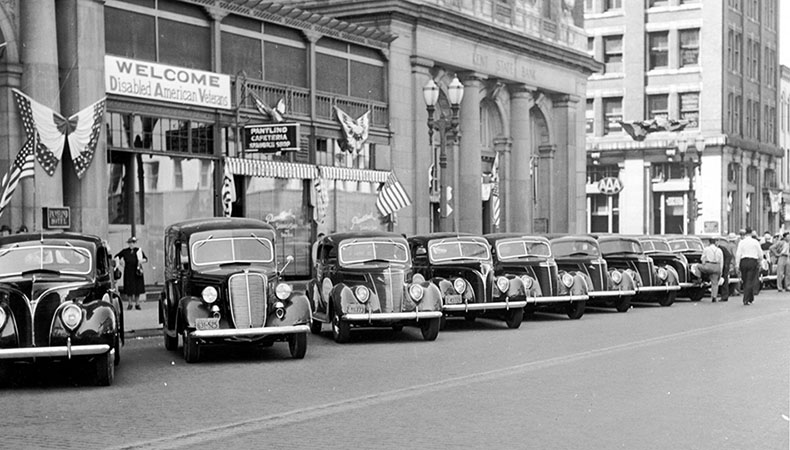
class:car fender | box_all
[434,277,475,303]
[561,271,590,296]
[499,275,526,299]
[178,296,207,330]
[415,280,443,311]
[615,270,636,291]
[0,303,19,348]
[330,283,382,315]
[50,301,117,347]
[267,292,312,327]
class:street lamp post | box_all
[423,76,464,232]
[677,137,704,234]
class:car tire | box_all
[439,315,447,330]
[95,351,115,387]
[689,288,705,302]
[615,296,631,313]
[288,333,307,359]
[504,308,523,329]
[464,313,477,323]
[331,310,351,344]
[113,334,122,366]
[310,319,323,335]
[420,317,440,341]
[567,300,586,320]
[183,330,200,363]
[658,291,676,307]
[163,329,179,351]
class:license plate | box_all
[347,304,366,314]
[445,294,463,305]
[195,317,220,331]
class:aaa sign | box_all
[597,177,623,195]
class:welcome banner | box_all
[105,56,232,110]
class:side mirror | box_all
[279,255,294,274]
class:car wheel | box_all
[113,334,122,366]
[504,308,523,329]
[95,351,115,386]
[310,319,323,335]
[659,291,676,307]
[464,313,477,323]
[615,296,631,313]
[331,310,350,344]
[524,305,536,319]
[391,324,404,333]
[420,317,440,341]
[288,333,307,359]
[163,328,179,351]
[439,315,447,330]
[183,330,200,363]
[567,300,586,320]
[689,288,705,302]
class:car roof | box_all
[166,217,275,236]
[544,234,598,243]
[408,232,483,246]
[323,231,407,245]
[0,232,102,246]
[484,233,550,244]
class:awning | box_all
[226,157,390,183]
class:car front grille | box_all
[228,273,266,328]
[637,260,654,286]
[33,292,60,346]
[536,263,558,296]
[588,260,608,291]
[371,269,404,312]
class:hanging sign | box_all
[597,177,623,195]
[43,207,71,229]
[244,123,300,153]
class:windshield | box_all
[339,240,409,265]
[0,245,92,276]
[668,239,703,251]
[599,240,642,255]
[428,239,490,263]
[551,239,600,258]
[191,235,274,266]
[496,239,551,259]
[641,239,671,252]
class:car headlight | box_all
[354,285,370,303]
[201,286,218,304]
[521,275,533,290]
[453,278,466,294]
[0,307,6,330]
[273,301,286,319]
[409,284,424,301]
[496,276,510,293]
[611,270,623,284]
[275,283,293,300]
[61,304,82,331]
[657,267,668,280]
[561,273,574,288]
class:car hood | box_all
[0,275,95,302]
[191,266,277,281]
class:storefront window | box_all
[653,193,686,234]
[319,179,386,236]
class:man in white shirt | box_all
[697,238,724,302]
[735,228,763,305]
[769,232,790,291]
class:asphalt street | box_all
[2,293,789,450]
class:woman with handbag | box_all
[115,236,148,310]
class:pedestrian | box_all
[770,232,790,291]
[0,225,11,236]
[717,235,736,302]
[15,225,27,234]
[696,237,723,302]
[735,227,763,305]
[115,236,148,310]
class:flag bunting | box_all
[221,160,236,217]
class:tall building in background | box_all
[585,0,781,235]
[781,65,790,220]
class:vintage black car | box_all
[0,233,123,386]
[485,234,588,320]
[548,235,636,312]
[160,218,311,362]
[596,235,680,307]
[308,231,443,342]
[662,235,709,301]
[409,233,528,328]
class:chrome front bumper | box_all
[0,344,111,359]
[588,289,637,298]
[443,300,528,312]
[637,285,681,293]
[343,311,443,321]
[525,295,588,304]
[191,324,310,338]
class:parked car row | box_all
[0,218,752,387]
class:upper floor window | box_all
[680,92,700,128]
[603,35,623,73]
[679,29,700,67]
[647,94,669,120]
[753,41,760,81]
[649,0,669,7]
[604,0,622,11]
[603,97,623,135]
[648,32,669,70]
[586,99,594,134]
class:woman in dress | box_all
[115,236,147,310]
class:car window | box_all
[191,236,274,266]
[599,240,642,254]
[428,239,490,262]
[642,239,670,252]
[686,239,703,251]
[550,240,600,258]
[0,245,93,276]
[496,239,551,259]
[668,240,687,251]
[339,240,409,265]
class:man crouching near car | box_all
[694,237,723,302]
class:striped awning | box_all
[226,157,390,183]
[226,157,317,179]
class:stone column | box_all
[458,73,483,233]
[411,57,434,234]
[550,95,572,232]
[20,0,62,231]
[509,84,534,232]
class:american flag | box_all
[376,171,412,217]
[313,176,329,224]
[221,161,236,217]
[12,89,105,178]
[491,152,501,229]
[0,138,36,218]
